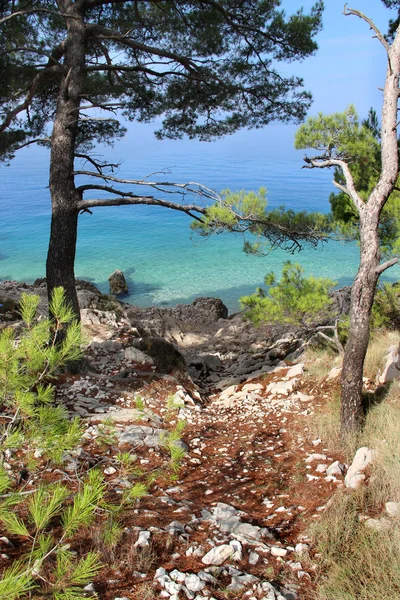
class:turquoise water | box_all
[1,123,398,313]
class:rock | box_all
[104,466,117,475]
[266,379,297,396]
[185,574,205,592]
[118,425,188,450]
[108,269,128,295]
[131,336,186,373]
[270,546,288,557]
[305,453,327,463]
[326,460,344,477]
[229,540,243,561]
[385,502,400,518]
[248,551,260,565]
[124,346,154,364]
[378,344,400,384]
[364,517,392,532]
[345,447,376,489]
[201,544,235,565]
[135,530,151,548]
[327,366,342,380]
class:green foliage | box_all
[0,0,324,161]
[0,288,83,458]
[240,261,335,326]
[295,104,378,161]
[371,282,400,330]
[296,105,400,255]
[191,188,333,254]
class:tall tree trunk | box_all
[340,211,380,434]
[46,1,85,320]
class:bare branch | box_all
[77,194,206,222]
[303,155,365,213]
[75,171,221,203]
[13,137,51,151]
[0,7,71,25]
[344,4,390,53]
[375,257,398,275]
[74,153,121,174]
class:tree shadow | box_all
[362,382,393,415]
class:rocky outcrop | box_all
[0,278,104,318]
[108,269,128,295]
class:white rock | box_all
[201,544,234,565]
[248,551,260,565]
[377,344,400,384]
[134,530,150,548]
[286,364,304,378]
[270,546,288,557]
[165,580,182,595]
[229,540,243,561]
[326,460,343,477]
[327,366,342,380]
[364,517,392,532]
[385,501,400,518]
[315,464,328,473]
[345,447,376,489]
[185,573,205,592]
[104,466,117,475]
[169,569,186,583]
[305,453,327,463]
[295,543,309,555]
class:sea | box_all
[1,122,399,314]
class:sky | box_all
[116,0,398,153]
[279,0,398,117]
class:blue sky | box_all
[281,1,398,116]
[120,0,397,150]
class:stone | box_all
[124,346,154,364]
[229,540,243,561]
[326,460,344,477]
[248,551,260,565]
[327,366,342,380]
[378,344,400,384]
[305,453,327,463]
[345,447,376,489]
[201,544,235,565]
[108,269,128,295]
[385,501,400,518]
[135,530,151,548]
[266,379,297,396]
[119,425,188,451]
[185,574,205,592]
[270,546,288,557]
[364,517,392,532]
[104,466,117,475]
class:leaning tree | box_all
[295,6,400,434]
[0,0,324,318]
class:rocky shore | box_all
[0,279,382,600]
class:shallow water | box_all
[1,123,398,313]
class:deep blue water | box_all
[1,123,398,313]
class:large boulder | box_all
[124,297,229,343]
[108,269,128,295]
[131,336,186,373]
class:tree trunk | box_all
[340,211,380,434]
[46,2,86,320]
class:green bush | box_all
[240,261,336,327]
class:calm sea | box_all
[1,122,398,313]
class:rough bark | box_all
[46,1,85,319]
[340,211,380,433]
[339,17,400,435]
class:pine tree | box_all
[0,0,323,318]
